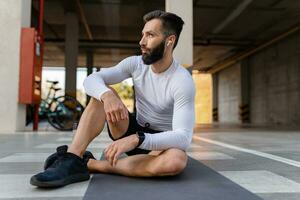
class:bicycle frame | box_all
[39,80,84,131]
[39,82,61,116]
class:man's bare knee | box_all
[149,149,187,176]
[163,149,187,175]
[87,86,128,139]
[88,97,103,108]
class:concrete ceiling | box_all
[32,0,300,70]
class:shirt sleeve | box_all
[139,75,195,151]
[83,56,138,100]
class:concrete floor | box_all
[0,124,300,199]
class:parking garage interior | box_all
[0,0,300,199]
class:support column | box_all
[239,59,251,123]
[65,11,78,98]
[165,0,193,67]
[86,51,93,76]
[86,51,93,104]
[0,0,31,133]
[212,73,219,122]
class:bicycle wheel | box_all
[47,110,66,130]
[47,96,84,131]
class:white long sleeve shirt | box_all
[83,55,195,151]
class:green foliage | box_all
[111,82,134,99]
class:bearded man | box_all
[30,10,195,188]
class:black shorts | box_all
[107,112,162,156]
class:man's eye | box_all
[148,34,153,37]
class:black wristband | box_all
[136,131,145,147]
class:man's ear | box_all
[167,35,176,47]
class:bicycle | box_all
[39,80,84,131]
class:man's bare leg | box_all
[66,91,186,177]
[87,148,187,177]
[68,96,129,157]
[67,98,106,157]
[30,92,131,187]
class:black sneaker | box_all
[44,145,68,170]
[30,152,90,188]
[44,145,96,170]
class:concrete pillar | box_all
[86,51,93,76]
[65,11,78,98]
[0,0,31,133]
[86,51,93,103]
[165,0,193,67]
[218,64,241,123]
[239,59,251,123]
[212,73,219,122]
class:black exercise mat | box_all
[83,157,262,200]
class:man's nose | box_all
[139,36,146,46]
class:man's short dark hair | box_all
[143,10,184,49]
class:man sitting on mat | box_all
[30,10,195,188]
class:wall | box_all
[218,63,241,123]
[0,0,31,133]
[249,32,300,125]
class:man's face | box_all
[139,19,167,65]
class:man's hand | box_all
[104,134,139,167]
[101,90,128,123]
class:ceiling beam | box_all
[203,21,300,74]
[45,38,139,49]
[194,38,253,46]
[76,0,93,40]
[31,5,60,38]
[45,37,253,50]
[212,0,253,34]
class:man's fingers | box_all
[104,147,111,161]
[106,150,113,164]
[109,148,117,166]
[105,144,114,161]
[120,110,124,120]
[105,102,128,121]
[110,112,116,123]
[114,110,121,122]
[106,144,116,166]
[106,112,112,123]
[113,151,120,167]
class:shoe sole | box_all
[30,173,90,188]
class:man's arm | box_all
[83,56,138,123]
[139,78,195,151]
[83,56,137,101]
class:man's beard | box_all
[141,40,166,65]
